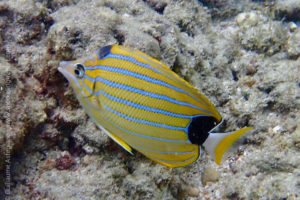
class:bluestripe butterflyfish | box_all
[58,45,253,167]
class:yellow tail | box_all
[203,127,253,165]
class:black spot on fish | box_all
[187,116,217,145]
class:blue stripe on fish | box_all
[96,90,195,119]
[91,76,211,113]
[131,143,196,155]
[113,47,210,107]
[83,97,190,143]
[155,155,196,163]
[86,65,210,109]
[102,102,186,131]
[118,46,174,76]
[83,82,93,95]
[103,54,160,73]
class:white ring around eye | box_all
[74,63,85,78]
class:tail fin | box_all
[203,127,253,165]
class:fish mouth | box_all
[57,61,94,98]
[57,66,64,74]
[58,61,72,78]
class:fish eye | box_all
[74,63,85,78]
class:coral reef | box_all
[0,0,299,199]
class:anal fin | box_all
[99,125,133,155]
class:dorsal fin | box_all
[97,45,112,59]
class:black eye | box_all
[74,63,85,78]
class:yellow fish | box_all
[58,45,252,167]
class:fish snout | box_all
[58,61,72,71]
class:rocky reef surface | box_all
[0,0,299,199]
